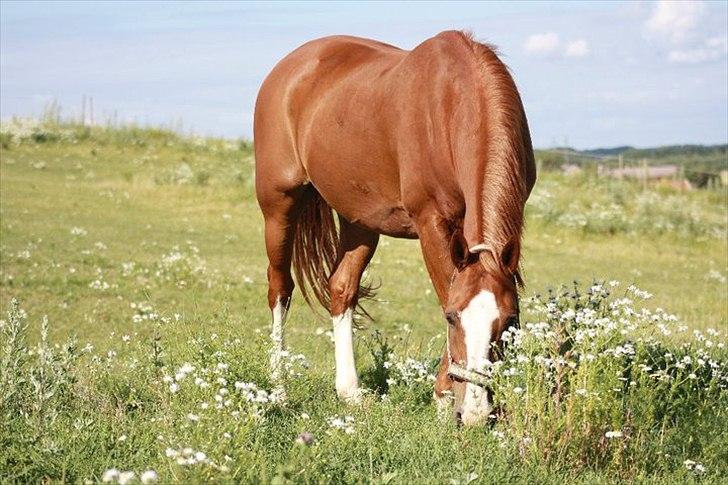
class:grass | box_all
[0,120,726,483]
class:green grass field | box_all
[1,121,727,484]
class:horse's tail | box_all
[292,189,376,319]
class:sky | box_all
[1,0,727,149]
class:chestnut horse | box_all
[254,31,536,425]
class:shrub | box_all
[485,282,727,475]
[0,300,81,481]
[527,175,726,239]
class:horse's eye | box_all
[445,310,458,326]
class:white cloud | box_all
[668,48,713,64]
[524,32,559,55]
[705,35,728,51]
[645,0,705,44]
[524,33,590,59]
[668,35,728,64]
[565,39,590,58]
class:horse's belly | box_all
[313,176,417,239]
[342,203,417,239]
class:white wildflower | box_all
[327,415,355,434]
[118,471,135,485]
[102,469,119,483]
[140,470,158,484]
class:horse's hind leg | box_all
[260,185,307,394]
[328,217,379,402]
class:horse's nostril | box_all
[445,310,458,325]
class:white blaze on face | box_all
[458,290,499,425]
[332,308,360,402]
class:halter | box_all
[447,361,490,387]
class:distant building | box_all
[605,165,679,179]
[597,164,693,189]
[561,164,582,176]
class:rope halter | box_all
[447,362,490,388]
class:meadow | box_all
[0,118,726,484]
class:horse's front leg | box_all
[413,213,457,412]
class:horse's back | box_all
[254,32,470,174]
[260,35,403,87]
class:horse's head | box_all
[443,231,520,426]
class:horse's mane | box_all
[460,32,535,287]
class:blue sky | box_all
[1,1,726,149]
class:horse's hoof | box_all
[271,386,288,404]
[337,386,363,404]
[434,390,454,420]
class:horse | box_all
[254,30,536,425]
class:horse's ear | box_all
[500,239,520,274]
[449,230,470,270]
